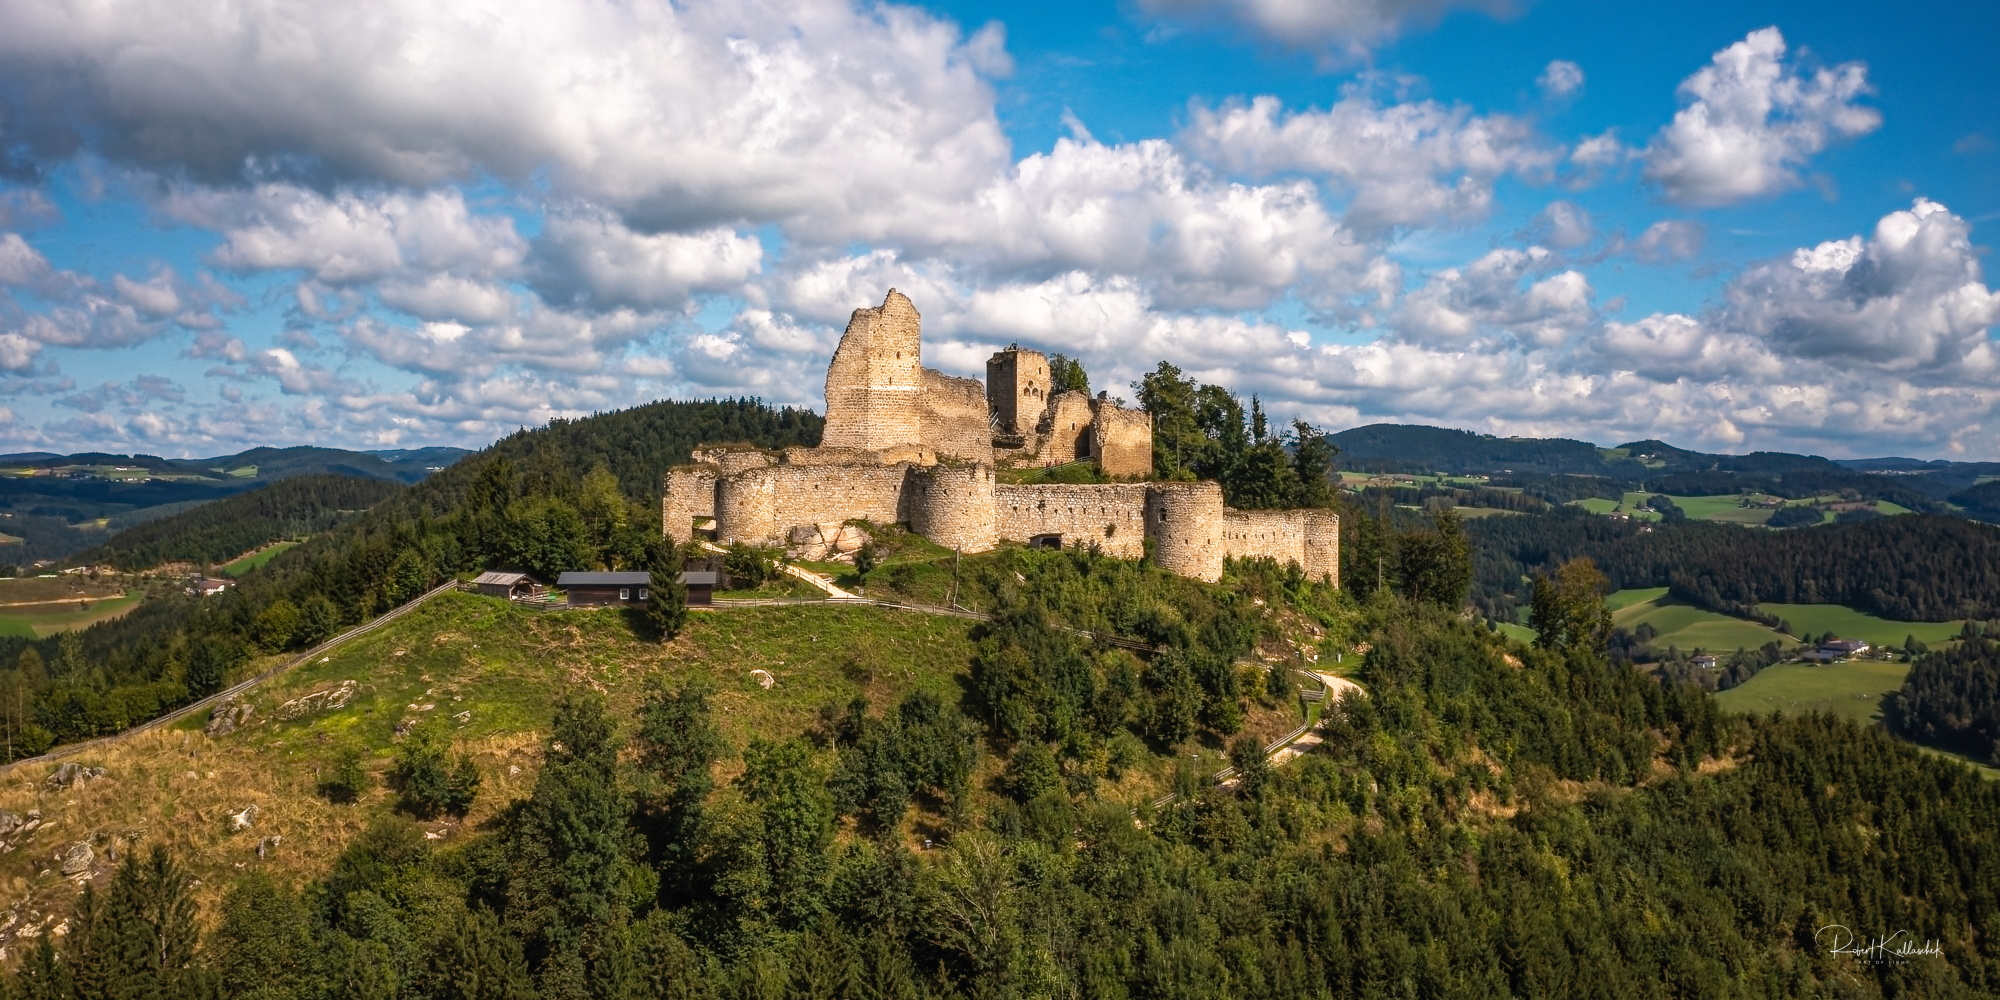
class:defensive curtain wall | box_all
[660,290,1338,585]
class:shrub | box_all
[392,719,477,819]
[320,745,370,803]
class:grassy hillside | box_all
[0,595,986,913]
[1610,591,1790,651]
[0,557,1322,927]
[1758,602,1967,646]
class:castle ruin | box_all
[663,290,1338,585]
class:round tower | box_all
[1303,508,1341,587]
[713,467,779,545]
[1146,482,1225,582]
[910,463,997,554]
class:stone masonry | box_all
[661,290,1339,584]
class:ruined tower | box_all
[821,290,925,453]
[986,346,1051,437]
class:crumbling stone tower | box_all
[986,346,1051,438]
[822,290,924,453]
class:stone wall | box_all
[1031,391,1096,464]
[662,466,717,542]
[1219,508,1308,568]
[713,463,911,546]
[1303,508,1340,586]
[689,445,776,474]
[986,347,1050,436]
[1148,482,1227,581]
[910,464,998,553]
[920,368,995,463]
[1210,507,1343,584]
[994,483,1152,558]
[1090,400,1153,478]
[821,290,924,452]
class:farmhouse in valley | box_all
[663,290,1339,584]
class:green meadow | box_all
[1609,591,1789,652]
[221,539,302,577]
[1756,603,1964,646]
[1713,659,1910,725]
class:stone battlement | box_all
[661,290,1338,585]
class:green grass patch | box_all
[1755,603,1964,646]
[1449,506,1520,519]
[1605,587,1669,611]
[0,594,142,637]
[1713,659,1910,725]
[1664,494,1752,521]
[247,591,984,757]
[1494,622,1537,645]
[221,540,301,577]
[1705,506,1774,525]
[1571,497,1619,515]
[1611,593,1789,652]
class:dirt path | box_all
[697,540,861,600]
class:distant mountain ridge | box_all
[0,445,471,565]
[1325,422,1990,513]
[0,444,472,484]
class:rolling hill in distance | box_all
[0,445,470,566]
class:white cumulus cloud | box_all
[1182,91,1556,230]
[1642,27,1881,206]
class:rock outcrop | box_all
[276,680,358,721]
[206,698,255,737]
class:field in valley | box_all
[1755,603,1965,647]
[1609,590,1790,652]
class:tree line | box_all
[1132,361,1337,510]
[1887,635,2000,763]
[73,474,407,571]
[1468,508,2000,622]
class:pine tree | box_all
[425,907,535,1000]
[634,679,722,901]
[740,739,834,927]
[645,543,688,642]
[508,691,637,1000]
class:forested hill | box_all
[71,474,405,571]
[1326,422,1963,510]
[0,398,821,754]
[1469,510,2000,622]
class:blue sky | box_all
[0,0,1994,459]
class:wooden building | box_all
[557,571,718,606]
[472,571,544,599]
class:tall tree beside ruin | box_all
[645,542,688,641]
[1048,354,1089,395]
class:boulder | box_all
[58,842,92,877]
[0,811,21,837]
[45,763,105,789]
[228,804,258,832]
[205,698,255,737]
[256,835,281,859]
[783,521,873,562]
